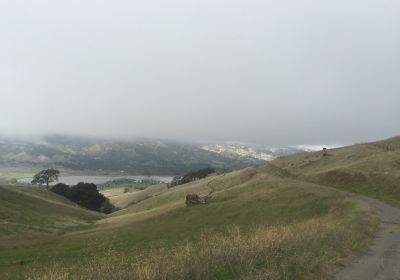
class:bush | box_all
[99,199,118,214]
[51,183,70,197]
[50,182,115,213]
[68,183,106,211]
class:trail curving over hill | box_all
[336,193,400,280]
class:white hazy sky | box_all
[1,0,399,145]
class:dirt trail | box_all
[336,194,400,280]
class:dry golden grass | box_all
[268,136,400,207]
[109,184,168,209]
[2,150,382,279]
[109,168,257,216]
[29,204,375,280]
[100,188,128,198]
[88,169,268,233]
[93,201,182,230]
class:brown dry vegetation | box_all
[270,136,400,207]
[21,169,377,280]
[109,184,168,209]
[28,205,375,280]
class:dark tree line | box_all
[51,182,116,214]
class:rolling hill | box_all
[0,184,101,278]
[270,136,400,207]
[0,185,101,241]
[4,135,398,279]
[0,171,376,280]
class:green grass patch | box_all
[98,178,159,199]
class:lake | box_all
[18,175,174,186]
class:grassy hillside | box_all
[270,136,400,207]
[0,185,102,278]
[99,179,157,199]
[107,184,168,209]
[0,185,101,239]
[0,164,378,280]
[6,136,400,279]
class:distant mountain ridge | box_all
[0,135,310,175]
[0,135,264,174]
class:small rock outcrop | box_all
[185,194,202,206]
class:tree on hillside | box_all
[68,182,107,211]
[31,169,60,189]
[50,182,116,213]
[51,183,70,197]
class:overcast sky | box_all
[1,0,399,145]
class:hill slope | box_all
[270,136,400,207]
[6,136,400,279]
[0,185,101,241]
[1,168,377,280]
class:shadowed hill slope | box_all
[0,185,102,241]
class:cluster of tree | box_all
[168,167,215,188]
[51,182,116,213]
[31,169,115,213]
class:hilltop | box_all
[270,136,400,207]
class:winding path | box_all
[336,194,400,280]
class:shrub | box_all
[68,183,106,211]
[51,183,70,197]
[50,182,115,213]
[99,199,118,214]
